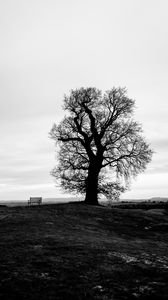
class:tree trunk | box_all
[84,167,100,205]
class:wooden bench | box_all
[28,197,42,206]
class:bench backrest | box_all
[28,197,42,205]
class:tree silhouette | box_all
[50,87,153,205]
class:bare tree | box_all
[50,87,153,205]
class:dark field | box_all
[0,203,168,299]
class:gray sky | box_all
[0,0,168,200]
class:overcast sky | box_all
[0,0,168,200]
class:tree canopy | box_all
[50,87,153,205]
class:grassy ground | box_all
[0,202,168,299]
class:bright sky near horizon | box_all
[0,0,168,200]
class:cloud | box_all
[0,0,168,200]
[0,116,56,191]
